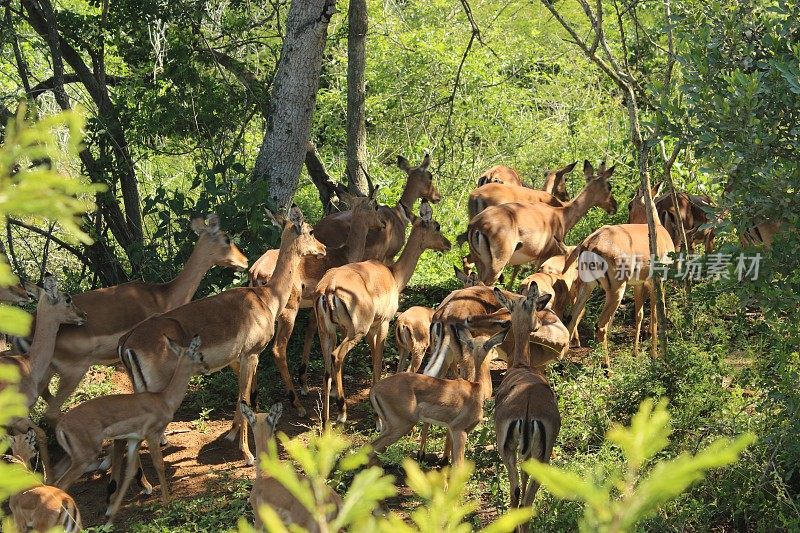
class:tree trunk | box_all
[625,88,668,358]
[252,0,337,211]
[345,0,369,195]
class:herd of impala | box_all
[0,153,783,532]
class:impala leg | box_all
[146,433,170,504]
[298,315,317,396]
[369,322,390,386]
[272,291,305,415]
[317,316,336,429]
[396,342,409,374]
[632,284,645,356]
[503,450,520,509]
[409,345,426,374]
[371,422,415,458]
[449,430,467,466]
[54,457,91,492]
[237,352,260,465]
[44,365,88,424]
[105,439,141,522]
[594,282,626,367]
[566,279,595,348]
[439,432,453,465]
[332,335,364,423]
[417,423,430,461]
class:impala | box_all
[477,165,522,187]
[240,402,341,531]
[394,267,481,374]
[315,201,451,426]
[370,324,508,466]
[628,184,715,253]
[118,207,325,465]
[54,336,208,524]
[8,429,82,533]
[422,284,569,380]
[493,286,561,516]
[18,215,247,424]
[564,187,675,361]
[312,153,441,264]
[248,191,384,415]
[467,160,617,285]
[467,162,577,220]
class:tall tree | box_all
[539,0,674,357]
[345,0,369,195]
[252,0,338,210]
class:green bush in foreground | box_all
[524,398,755,533]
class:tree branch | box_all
[7,218,94,270]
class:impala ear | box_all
[419,200,433,222]
[240,402,256,428]
[484,328,509,353]
[604,164,616,178]
[397,155,411,173]
[494,287,513,311]
[206,214,221,235]
[454,266,470,285]
[288,205,304,234]
[652,181,664,197]
[264,208,286,229]
[559,161,578,176]
[266,402,283,430]
[190,216,206,235]
[42,273,58,303]
[583,160,594,180]
[524,282,541,311]
[369,185,380,202]
[536,293,552,311]
[420,152,431,170]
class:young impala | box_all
[54,336,209,524]
[8,430,82,533]
[493,286,561,518]
[240,402,341,530]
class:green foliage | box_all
[0,105,100,525]
[236,429,531,533]
[524,398,755,532]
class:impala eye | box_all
[65,296,72,304]
[309,229,315,236]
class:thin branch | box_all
[7,218,94,270]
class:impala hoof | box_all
[299,385,309,396]
[224,425,239,442]
[244,453,255,466]
[336,412,347,424]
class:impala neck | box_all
[475,352,494,402]
[510,317,533,370]
[26,306,63,406]
[560,183,601,233]
[343,212,373,264]
[163,235,216,308]
[398,184,421,214]
[390,228,426,292]
[253,425,271,481]
[254,228,301,318]
[161,355,199,414]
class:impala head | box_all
[454,266,480,287]
[166,334,210,375]
[240,402,283,442]
[582,160,618,215]
[453,321,509,368]
[340,188,386,232]
[544,161,577,203]
[34,274,87,325]
[413,201,451,252]
[7,429,37,468]
[267,205,327,259]
[493,284,551,336]
[627,182,665,224]
[477,165,518,187]
[191,214,249,272]
[397,153,440,204]
[0,279,33,305]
